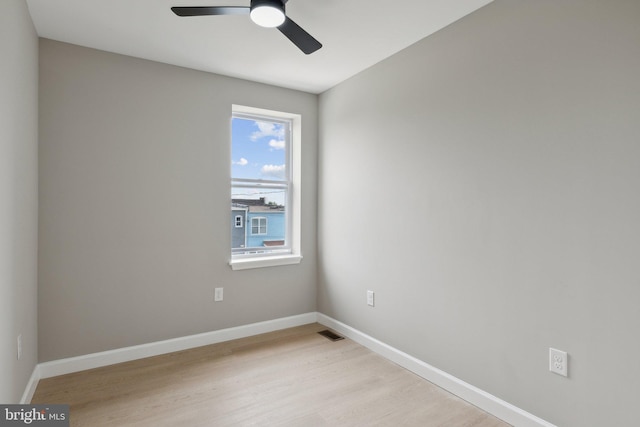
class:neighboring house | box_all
[231,204,247,249]
[246,205,285,248]
[232,198,285,250]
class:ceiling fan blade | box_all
[171,6,250,17]
[277,16,322,54]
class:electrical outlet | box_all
[17,334,22,361]
[367,290,375,307]
[549,348,568,377]
[214,287,224,302]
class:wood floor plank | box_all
[32,323,510,426]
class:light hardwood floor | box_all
[32,323,510,426]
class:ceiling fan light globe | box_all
[250,5,285,28]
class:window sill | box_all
[229,254,303,271]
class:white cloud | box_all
[233,157,248,166]
[268,139,286,150]
[251,121,284,141]
[261,164,286,179]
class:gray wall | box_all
[318,1,640,426]
[38,40,318,362]
[0,0,39,403]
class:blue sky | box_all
[231,117,287,204]
[231,117,286,181]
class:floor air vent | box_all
[317,330,345,341]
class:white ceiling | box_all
[26,0,493,94]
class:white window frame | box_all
[235,215,243,228]
[251,217,267,235]
[229,105,302,270]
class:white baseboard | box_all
[20,365,41,404]
[316,313,556,427]
[38,312,316,379]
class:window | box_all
[230,105,302,270]
[251,217,267,235]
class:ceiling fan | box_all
[171,0,322,54]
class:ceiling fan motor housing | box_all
[250,0,286,27]
[251,0,285,10]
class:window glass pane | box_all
[250,217,267,235]
[232,185,287,252]
[231,117,287,182]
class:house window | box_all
[251,217,267,235]
[230,105,302,270]
[235,215,243,228]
